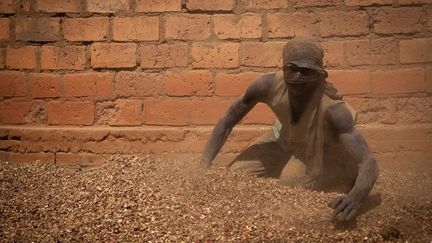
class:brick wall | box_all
[0,0,431,166]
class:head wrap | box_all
[283,37,325,74]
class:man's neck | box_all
[289,96,308,124]
[289,86,323,124]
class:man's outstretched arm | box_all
[326,104,379,221]
[201,96,255,167]
[201,75,274,167]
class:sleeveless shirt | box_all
[265,71,356,177]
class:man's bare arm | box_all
[200,96,254,167]
[326,104,379,221]
[201,75,274,167]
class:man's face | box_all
[283,64,323,98]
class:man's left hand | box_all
[329,195,360,221]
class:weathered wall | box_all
[0,0,431,166]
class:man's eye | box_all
[284,66,297,73]
[300,68,317,77]
[290,67,299,73]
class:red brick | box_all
[113,16,159,41]
[125,129,185,143]
[327,70,370,95]
[115,72,164,97]
[165,70,213,97]
[344,97,397,124]
[136,0,181,12]
[22,102,46,124]
[36,0,82,13]
[6,46,36,69]
[143,99,191,125]
[400,38,432,64]
[371,68,426,95]
[16,133,65,153]
[0,151,7,161]
[0,138,20,151]
[63,17,108,41]
[110,99,143,126]
[83,139,144,154]
[0,71,26,97]
[88,137,160,154]
[47,101,94,125]
[0,50,4,69]
[344,38,398,66]
[213,14,262,39]
[190,99,232,125]
[140,43,189,69]
[345,0,392,5]
[242,103,275,125]
[215,72,262,97]
[240,0,288,9]
[240,42,285,67]
[292,0,342,7]
[374,7,423,34]
[192,43,239,69]
[322,41,344,67]
[41,45,85,70]
[64,72,113,98]
[80,129,187,154]
[29,73,61,98]
[398,0,432,4]
[186,0,234,10]
[427,7,432,32]
[91,43,136,68]
[395,97,432,123]
[165,14,211,41]
[267,13,319,38]
[86,0,129,13]
[426,67,432,93]
[0,18,10,40]
[95,102,118,125]
[17,127,108,145]
[319,11,369,37]
[0,101,33,124]
[15,17,60,41]
[0,0,16,13]
[359,126,432,150]
[9,152,55,163]
[20,0,31,12]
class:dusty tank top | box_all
[265,72,356,177]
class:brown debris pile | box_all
[1,155,431,241]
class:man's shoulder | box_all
[242,72,278,104]
[248,73,278,95]
[258,72,278,83]
[324,101,356,134]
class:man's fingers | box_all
[329,196,359,221]
[337,204,353,221]
[345,208,358,221]
[334,198,350,215]
[329,196,344,209]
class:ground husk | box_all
[1,155,431,242]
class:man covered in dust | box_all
[201,37,379,221]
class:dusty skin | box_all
[1,155,431,242]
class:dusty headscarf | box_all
[283,37,325,75]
